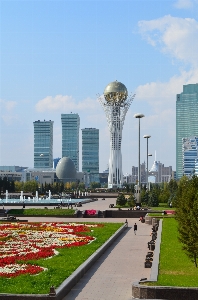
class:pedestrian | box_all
[134,222,137,235]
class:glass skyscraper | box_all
[82,128,99,182]
[61,113,80,171]
[182,136,198,177]
[176,84,198,179]
[33,120,54,168]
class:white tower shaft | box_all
[99,92,135,188]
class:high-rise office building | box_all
[176,84,198,178]
[131,163,146,184]
[182,136,198,177]
[33,120,54,168]
[61,113,80,171]
[53,157,61,169]
[82,128,99,183]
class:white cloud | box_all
[35,95,98,113]
[174,0,194,9]
[0,99,17,111]
[136,68,198,106]
[0,99,18,125]
[1,114,19,125]
[136,14,198,169]
[138,15,198,66]
[134,68,198,168]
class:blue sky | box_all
[0,0,198,173]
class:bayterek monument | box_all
[99,81,135,188]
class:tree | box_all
[116,193,127,206]
[176,176,198,267]
[70,182,78,190]
[140,189,148,205]
[127,194,135,207]
[14,181,24,192]
[59,182,64,193]
[65,182,71,190]
[123,183,130,193]
[90,182,101,189]
[148,188,159,207]
[23,180,38,193]
[10,180,15,192]
[168,179,178,194]
[78,182,85,190]
[158,188,170,204]
[167,179,178,206]
[2,177,9,192]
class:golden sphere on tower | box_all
[104,80,128,104]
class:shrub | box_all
[116,193,127,206]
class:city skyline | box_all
[1,1,198,173]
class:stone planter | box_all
[144,261,152,268]
[149,243,155,251]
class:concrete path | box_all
[64,218,152,300]
[9,198,152,300]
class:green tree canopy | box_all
[127,194,135,207]
[116,193,127,206]
[176,176,198,267]
[148,188,159,207]
[90,182,101,189]
[23,180,39,193]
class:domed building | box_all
[56,157,77,183]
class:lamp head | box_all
[143,135,151,139]
[134,113,145,119]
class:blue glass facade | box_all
[53,157,61,169]
[176,84,198,178]
[61,113,80,171]
[182,137,198,177]
[33,120,54,168]
[82,128,99,182]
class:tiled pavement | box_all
[9,198,153,300]
[64,218,152,300]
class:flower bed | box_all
[85,209,97,215]
[0,222,100,278]
[164,210,176,215]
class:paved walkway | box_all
[10,198,152,300]
[64,218,151,300]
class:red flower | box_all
[0,222,100,277]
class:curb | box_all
[132,219,198,300]
[56,222,127,299]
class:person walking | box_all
[134,223,137,235]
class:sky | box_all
[1,0,198,174]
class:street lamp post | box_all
[143,135,151,191]
[147,154,152,191]
[134,113,145,205]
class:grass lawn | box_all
[150,203,173,211]
[0,221,123,294]
[156,218,198,287]
[147,203,175,217]
[8,208,75,216]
